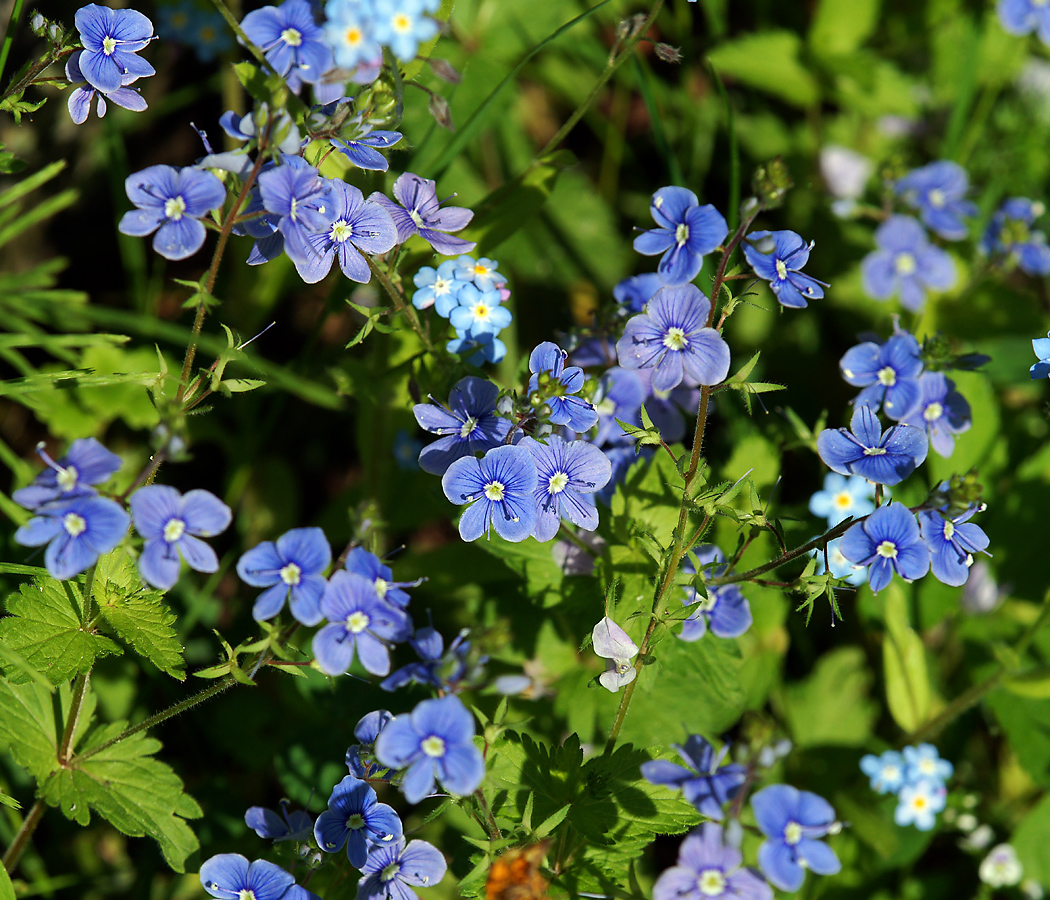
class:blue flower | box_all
[74,4,155,94]
[380,627,480,692]
[616,284,731,391]
[356,839,447,900]
[1032,330,1050,379]
[258,159,335,268]
[14,438,122,511]
[412,260,461,313]
[129,486,232,590]
[751,784,841,893]
[520,436,611,542]
[330,126,403,172]
[920,505,989,588]
[861,216,956,312]
[240,0,332,88]
[413,376,512,476]
[839,332,924,420]
[65,49,147,124]
[528,342,598,432]
[999,0,1050,43]
[291,178,397,283]
[450,285,512,337]
[446,330,507,366]
[652,822,773,900]
[244,801,313,842]
[633,187,728,284]
[200,854,295,900]
[980,197,1050,275]
[641,735,747,820]
[346,709,394,780]
[312,570,411,676]
[219,106,300,153]
[894,779,946,831]
[118,165,226,261]
[370,0,438,62]
[452,255,504,291]
[840,502,930,593]
[678,546,753,640]
[314,775,402,868]
[15,495,129,580]
[743,230,826,309]
[442,445,538,543]
[896,161,977,241]
[613,272,665,314]
[371,172,475,256]
[901,372,971,458]
[236,527,331,626]
[344,547,415,609]
[860,750,907,794]
[590,367,646,446]
[323,1,382,70]
[808,473,876,527]
[816,406,928,485]
[813,537,868,586]
[902,743,954,786]
[374,695,484,803]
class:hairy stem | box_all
[707,518,854,587]
[2,797,44,874]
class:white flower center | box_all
[883,764,900,781]
[331,220,353,243]
[928,188,946,208]
[943,520,955,540]
[421,735,446,757]
[281,27,302,46]
[434,277,452,295]
[548,472,569,494]
[164,196,187,221]
[163,518,186,543]
[63,512,87,537]
[924,402,943,422]
[375,577,388,597]
[484,480,505,501]
[346,611,370,633]
[56,465,78,492]
[409,209,425,228]
[663,327,689,351]
[280,562,302,586]
[877,539,898,559]
[775,259,788,280]
[877,366,897,386]
[675,222,690,246]
[238,891,257,900]
[381,861,401,883]
[698,869,726,896]
[895,252,917,275]
[459,416,478,438]
[863,446,887,456]
[920,758,936,774]
[102,35,117,55]
[784,821,803,845]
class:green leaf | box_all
[1013,794,1050,888]
[611,448,685,550]
[219,378,267,394]
[233,62,269,102]
[708,32,820,108]
[92,555,186,680]
[779,646,878,747]
[0,680,59,782]
[809,0,880,56]
[0,863,13,900]
[881,584,931,732]
[0,575,122,685]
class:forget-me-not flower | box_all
[894,779,946,831]
[412,260,461,313]
[903,743,954,786]
[980,197,1050,275]
[520,435,612,542]
[129,486,232,590]
[817,406,929,485]
[314,775,402,868]
[442,445,538,542]
[65,49,147,125]
[370,0,438,62]
[374,694,485,803]
[896,160,977,241]
[199,854,295,900]
[901,372,971,458]
[860,750,907,794]
[751,784,841,893]
[413,376,512,476]
[744,230,827,309]
[356,839,447,899]
[371,172,475,256]
[653,822,773,900]
[808,473,876,527]
[634,186,728,284]
[839,501,930,593]
[616,283,731,391]
[528,341,599,432]
[236,526,331,626]
[74,4,155,94]
[14,438,122,511]
[240,0,332,87]
[592,615,638,692]
[641,734,747,820]
[678,546,753,640]
[323,1,382,70]
[15,495,129,581]
[839,332,924,420]
[861,216,956,312]
[446,330,507,366]
[453,255,503,291]
[450,284,511,337]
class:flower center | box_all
[895,252,917,275]
[863,446,887,456]
[928,188,946,208]
[474,303,489,319]
[346,813,365,830]
[345,27,362,45]
[775,259,788,280]
[876,539,898,559]
[459,417,478,438]
[434,277,451,295]
[409,208,425,228]
[280,562,302,586]
[674,222,690,246]
[421,735,446,757]
[164,196,187,221]
[63,512,87,537]
[56,465,79,492]
[943,520,956,540]
[835,491,853,508]
[548,471,569,495]
[346,611,370,633]
[484,480,505,501]
[102,35,117,55]
[697,869,726,897]
[381,861,401,883]
[393,13,412,32]
[281,27,302,46]
[920,758,936,774]
[883,764,900,781]
[784,821,803,845]
[663,327,689,351]
[913,795,928,809]
[163,518,186,543]
[474,264,488,275]
[877,366,897,386]
[331,220,353,243]
[238,891,257,900]
[923,402,943,422]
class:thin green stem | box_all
[58,672,91,766]
[2,797,44,874]
[0,0,27,88]
[708,519,854,586]
[365,256,435,352]
[474,789,502,840]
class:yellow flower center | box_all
[775,259,788,280]
[877,366,897,386]
[835,491,853,508]
[784,821,803,845]
[675,223,690,246]
[895,252,917,275]
[698,870,726,896]
[331,220,353,242]
[923,402,943,422]
[421,735,446,757]
[345,27,362,45]
[393,13,411,32]
[943,520,955,540]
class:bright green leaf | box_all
[708,32,820,108]
[882,585,931,732]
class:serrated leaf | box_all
[0,679,59,782]
[0,575,122,684]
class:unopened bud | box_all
[428,92,454,131]
[751,157,793,209]
[30,12,46,34]
[654,43,682,64]
[428,58,462,84]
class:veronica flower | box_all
[808,473,876,527]
[315,775,402,868]
[528,342,599,432]
[592,616,638,692]
[590,367,646,446]
[901,372,971,457]
[218,106,301,154]
[199,854,295,900]
[236,526,331,626]
[381,627,470,692]
[640,371,704,444]
[257,159,335,267]
[240,0,332,88]
[371,172,476,256]
[345,547,414,608]
[839,332,924,420]
[653,823,773,900]
[980,197,1050,275]
[15,495,129,581]
[14,438,122,511]
[520,436,611,542]
[633,186,728,284]
[412,260,461,312]
[374,695,485,803]
[244,801,313,842]
[839,502,930,593]
[74,4,155,94]
[894,780,946,831]
[346,709,395,781]
[679,546,753,640]
[356,839,447,899]
[312,570,412,676]
[999,0,1050,43]
[616,284,731,391]
[743,230,827,309]
[751,785,841,893]
[816,406,928,485]
[65,49,147,125]
[370,0,438,62]
[118,165,227,261]
[896,160,977,241]
[979,844,1024,887]
[861,216,956,312]
[641,734,747,819]
[613,272,665,314]
[860,750,907,794]
[129,486,232,590]
[413,376,512,476]
[1032,329,1050,380]
[442,445,538,542]
[331,126,403,172]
